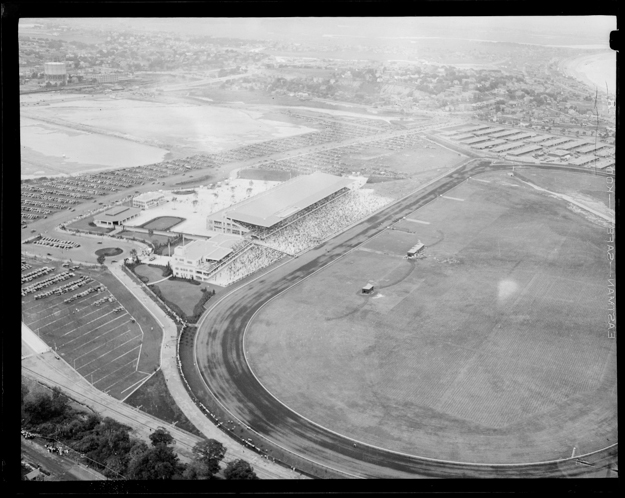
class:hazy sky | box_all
[25,17,616,47]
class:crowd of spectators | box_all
[209,244,284,287]
[263,189,391,255]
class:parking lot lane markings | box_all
[61,309,118,336]
[103,370,149,394]
[440,195,465,201]
[73,341,110,364]
[92,355,139,386]
[118,373,151,395]
[63,317,131,349]
[404,218,431,225]
[78,336,141,370]
[85,345,141,377]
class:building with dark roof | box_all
[94,206,140,227]
[206,172,355,237]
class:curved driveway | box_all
[186,161,616,478]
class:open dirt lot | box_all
[244,170,616,464]
[22,259,162,400]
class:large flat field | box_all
[515,167,614,211]
[21,97,318,156]
[20,116,169,178]
[245,170,616,464]
[21,259,162,400]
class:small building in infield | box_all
[132,191,166,210]
[171,234,241,281]
[362,283,375,294]
[407,241,425,257]
[94,206,141,228]
[206,171,356,238]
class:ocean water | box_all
[574,53,616,95]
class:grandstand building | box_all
[171,234,242,281]
[206,172,357,239]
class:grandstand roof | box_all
[175,235,239,262]
[221,172,354,228]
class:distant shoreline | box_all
[561,52,616,96]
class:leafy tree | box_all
[24,388,68,425]
[150,427,174,447]
[126,444,183,480]
[223,459,258,480]
[191,439,226,477]
[148,228,154,237]
[163,262,173,277]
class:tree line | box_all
[21,381,258,480]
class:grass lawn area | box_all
[245,171,616,463]
[134,264,167,284]
[140,216,186,231]
[95,247,124,257]
[152,278,209,317]
[123,369,203,437]
[67,215,113,235]
[118,230,176,247]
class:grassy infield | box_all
[244,170,616,463]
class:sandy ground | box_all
[20,117,169,178]
[124,180,280,236]
[21,95,319,170]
